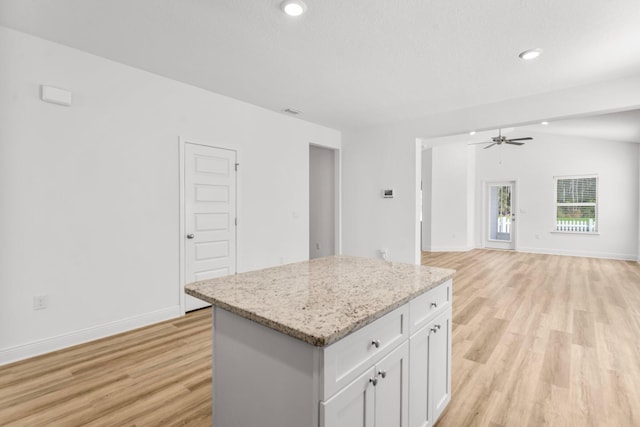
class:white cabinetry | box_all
[209,279,452,427]
[320,366,374,427]
[321,341,409,427]
[409,280,452,427]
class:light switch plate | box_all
[41,85,72,106]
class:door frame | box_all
[179,137,238,315]
[483,179,518,250]
[309,143,342,257]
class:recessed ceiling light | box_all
[469,131,476,136]
[281,0,307,17]
[541,121,549,125]
[518,48,542,60]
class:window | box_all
[554,175,598,232]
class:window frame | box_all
[553,174,599,234]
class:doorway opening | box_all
[309,145,337,259]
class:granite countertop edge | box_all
[185,264,454,347]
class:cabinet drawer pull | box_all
[430,327,438,333]
[378,370,387,379]
[371,340,381,348]
[430,302,438,308]
[369,377,378,386]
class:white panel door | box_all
[321,367,375,427]
[184,143,236,311]
[409,326,432,427]
[430,310,451,423]
[375,341,409,427]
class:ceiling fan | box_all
[470,129,533,149]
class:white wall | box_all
[342,74,640,266]
[466,146,476,248]
[421,149,432,250]
[0,27,340,363]
[421,144,475,252]
[309,145,335,258]
[474,131,638,259]
[341,127,420,263]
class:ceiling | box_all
[519,109,640,143]
[423,108,640,148]
[1,0,640,131]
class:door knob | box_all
[187,234,195,239]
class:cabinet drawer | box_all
[323,304,408,399]
[409,279,451,335]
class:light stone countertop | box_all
[185,255,455,347]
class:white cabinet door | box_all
[430,310,451,422]
[409,324,432,427]
[409,309,452,427]
[375,341,409,427]
[321,367,375,427]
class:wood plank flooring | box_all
[0,308,213,426]
[1,249,640,426]
[424,250,640,427]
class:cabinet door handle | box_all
[436,324,441,330]
[430,301,438,308]
[371,340,381,348]
[378,370,387,379]
[369,377,378,386]
[430,327,438,333]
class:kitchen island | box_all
[186,255,455,427]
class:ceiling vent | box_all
[283,107,303,115]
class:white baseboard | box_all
[0,305,182,366]
[516,246,636,261]
[426,246,474,253]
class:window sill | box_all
[550,231,600,235]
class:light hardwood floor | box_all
[424,250,640,427]
[1,249,640,426]
[0,308,213,426]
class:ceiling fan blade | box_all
[505,141,525,145]
[468,141,493,145]
[506,137,533,142]
[483,143,497,149]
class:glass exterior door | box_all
[486,182,515,250]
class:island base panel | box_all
[212,307,321,427]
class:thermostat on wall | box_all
[383,189,394,198]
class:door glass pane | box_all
[489,185,511,241]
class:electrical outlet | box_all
[33,295,48,310]
[316,243,320,250]
[380,249,389,260]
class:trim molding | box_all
[516,246,636,261]
[0,305,181,366]
[427,246,475,252]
